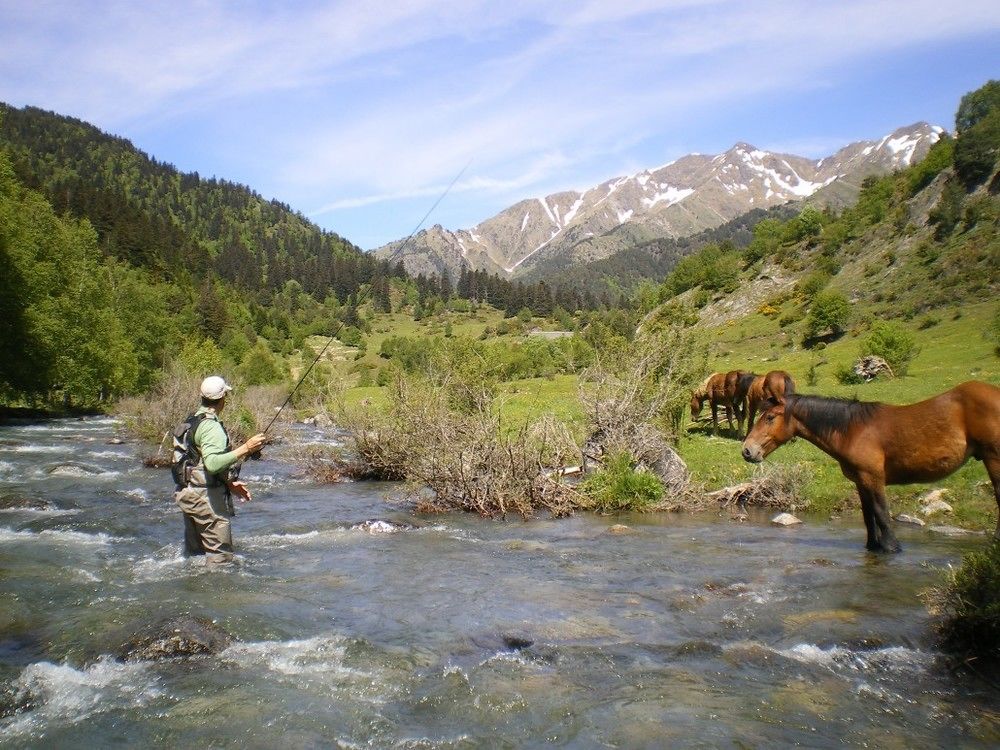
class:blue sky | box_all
[1,1,998,250]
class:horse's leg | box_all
[857,486,880,552]
[984,454,1000,540]
[711,401,720,434]
[868,482,902,553]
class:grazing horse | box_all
[691,371,754,434]
[741,382,1000,553]
[691,372,735,433]
[743,370,796,438]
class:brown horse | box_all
[691,371,750,433]
[743,370,796,437]
[742,381,1000,553]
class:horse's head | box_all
[690,391,705,420]
[742,397,794,462]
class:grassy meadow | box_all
[338,299,999,531]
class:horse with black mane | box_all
[742,381,1000,553]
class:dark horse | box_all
[741,381,1000,553]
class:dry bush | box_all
[341,372,583,518]
[708,462,813,512]
[114,362,291,462]
[579,326,702,503]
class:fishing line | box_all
[257,160,471,439]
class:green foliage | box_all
[930,541,1000,669]
[177,338,225,375]
[907,136,954,195]
[929,178,966,239]
[238,341,286,385]
[834,363,863,385]
[0,151,141,405]
[860,321,920,375]
[663,243,742,296]
[795,271,831,303]
[805,290,851,339]
[743,218,783,265]
[579,452,664,513]
[954,108,1000,189]
[955,80,1000,133]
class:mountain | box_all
[375,123,944,280]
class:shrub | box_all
[835,363,864,385]
[579,452,664,513]
[926,541,1000,670]
[805,290,851,339]
[860,321,920,375]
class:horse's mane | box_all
[785,394,882,440]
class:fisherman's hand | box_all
[239,433,267,458]
[228,480,252,503]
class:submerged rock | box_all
[350,519,418,534]
[117,615,234,662]
[771,512,802,526]
[607,524,632,535]
[45,462,107,477]
[0,494,51,511]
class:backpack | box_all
[171,414,209,489]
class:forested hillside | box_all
[0,105,615,409]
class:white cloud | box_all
[2,0,998,245]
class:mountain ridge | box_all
[375,123,944,280]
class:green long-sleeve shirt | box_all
[193,407,240,476]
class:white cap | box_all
[199,375,233,400]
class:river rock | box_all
[350,519,417,534]
[45,462,106,477]
[894,513,926,527]
[921,498,953,516]
[607,524,632,535]
[0,494,51,511]
[117,615,234,662]
[106,437,125,445]
[771,512,802,526]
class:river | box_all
[0,416,997,747]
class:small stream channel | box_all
[0,417,997,747]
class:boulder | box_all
[894,513,926,527]
[853,355,893,382]
[117,615,234,662]
[771,512,803,526]
[646,446,690,494]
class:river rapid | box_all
[0,416,997,748]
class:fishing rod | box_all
[254,161,471,448]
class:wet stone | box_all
[0,494,51,511]
[116,615,234,662]
[894,513,926,527]
[771,513,802,526]
[607,524,632,535]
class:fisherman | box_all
[173,376,266,564]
